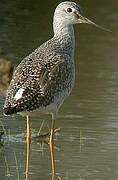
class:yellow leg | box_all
[49,114,56,180]
[25,115,31,180]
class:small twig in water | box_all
[0,120,7,136]
[13,151,20,180]
[38,119,45,135]
[79,130,83,152]
[0,131,4,143]
[4,156,11,177]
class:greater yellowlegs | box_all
[3,1,110,179]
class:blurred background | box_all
[0,0,118,179]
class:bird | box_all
[3,1,110,179]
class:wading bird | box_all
[3,1,110,179]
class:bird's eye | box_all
[66,8,73,13]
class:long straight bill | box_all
[80,15,112,33]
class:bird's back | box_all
[4,35,75,115]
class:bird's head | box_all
[54,1,83,25]
[53,1,111,33]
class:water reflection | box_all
[0,0,118,180]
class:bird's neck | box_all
[53,22,75,55]
[53,21,74,39]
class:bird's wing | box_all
[4,44,69,114]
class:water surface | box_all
[0,0,118,179]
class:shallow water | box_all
[0,0,118,179]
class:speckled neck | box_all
[53,15,74,36]
[53,19,75,57]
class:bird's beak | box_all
[78,14,112,33]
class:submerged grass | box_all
[0,118,69,180]
[4,155,11,177]
[4,152,21,179]
[0,120,20,179]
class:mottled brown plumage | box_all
[4,34,75,115]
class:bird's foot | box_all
[33,128,60,146]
